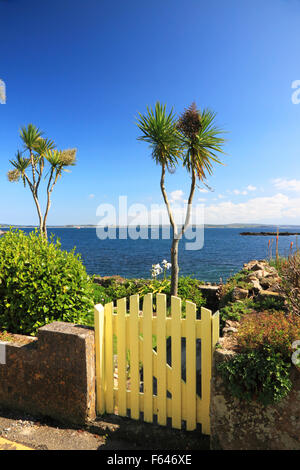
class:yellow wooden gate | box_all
[94,293,219,434]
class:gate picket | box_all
[171,296,182,429]
[117,298,127,416]
[186,301,196,431]
[143,293,153,422]
[156,293,167,426]
[129,295,140,420]
[105,302,114,413]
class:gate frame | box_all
[94,293,219,434]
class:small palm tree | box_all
[137,102,226,296]
[7,124,76,238]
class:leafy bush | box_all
[236,311,300,359]
[0,229,94,335]
[92,279,142,310]
[220,299,255,322]
[253,295,285,312]
[92,275,206,312]
[217,346,292,405]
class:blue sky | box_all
[1,0,300,226]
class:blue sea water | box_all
[19,226,300,283]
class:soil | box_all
[0,331,36,346]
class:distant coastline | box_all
[1,223,300,229]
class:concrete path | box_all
[0,407,209,450]
[0,437,34,450]
[0,408,143,450]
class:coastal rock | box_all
[249,279,262,292]
[257,290,284,301]
[251,262,266,272]
[222,326,238,334]
[93,275,126,286]
[232,287,248,301]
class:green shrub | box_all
[177,276,206,310]
[217,346,292,406]
[237,311,300,359]
[219,299,256,331]
[0,229,94,335]
[253,295,285,312]
[92,275,206,313]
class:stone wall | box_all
[210,344,300,450]
[0,322,96,425]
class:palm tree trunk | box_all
[160,164,179,296]
[171,237,180,296]
[171,168,196,296]
[24,174,44,235]
[32,192,43,235]
[160,165,196,296]
[42,169,58,239]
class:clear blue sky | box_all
[1,0,300,226]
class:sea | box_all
[12,226,300,283]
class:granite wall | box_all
[210,344,300,450]
[0,322,96,425]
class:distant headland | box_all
[240,231,300,236]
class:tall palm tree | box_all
[137,102,226,296]
[136,101,182,227]
[136,102,182,287]
[173,103,226,295]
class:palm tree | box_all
[137,102,226,296]
[7,124,76,238]
[173,103,226,295]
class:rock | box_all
[0,230,6,236]
[232,287,248,301]
[222,326,238,334]
[251,262,266,272]
[260,278,274,290]
[257,290,284,301]
[249,279,262,291]
[254,269,265,279]
[245,274,259,282]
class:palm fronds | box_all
[179,105,227,180]
[136,102,182,166]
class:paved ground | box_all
[0,409,144,450]
[0,407,210,451]
[0,437,34,450]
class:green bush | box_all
[219,295,285,331]
[92,275,206,313]
[0,229,94,335]
[237,311,300,359]
[217,346,292,406]
[219,299,256,330]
